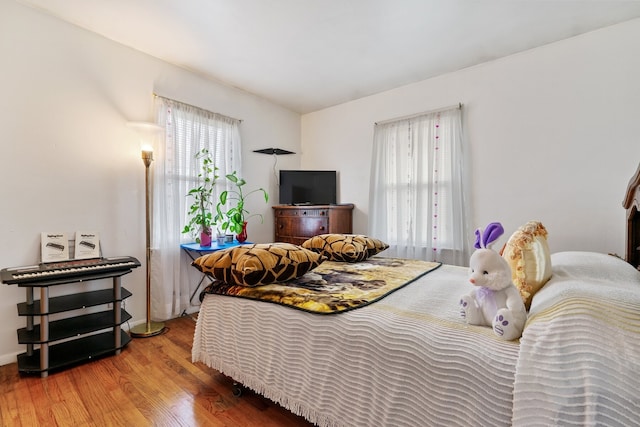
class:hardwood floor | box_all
[0,316,313,426]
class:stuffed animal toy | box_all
[459,222,527,341]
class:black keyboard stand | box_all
[1,257,140,377]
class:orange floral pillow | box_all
[502,221,552,308]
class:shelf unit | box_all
[11,269,134,377]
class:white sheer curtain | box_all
[150,96,242,320]
[369,106,470,266]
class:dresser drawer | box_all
[274,208,328,218]
[276,216,328,237]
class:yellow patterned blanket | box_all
[199,256,441,314]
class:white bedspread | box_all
[513,252,640,426]
[193,263,520,427]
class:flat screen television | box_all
[279,170,337,205]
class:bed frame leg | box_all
[232,382,244,397]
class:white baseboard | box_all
[0,351,19,367]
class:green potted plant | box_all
[214,171,269,242]
[182,148,219,246]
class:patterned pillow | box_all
[302,234,389,262]
[192,243,326,287]
[502,221,552,308]
[351,235,390,258]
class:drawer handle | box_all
[319,226,325,231]
[303,211,307,215]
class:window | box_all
[150,96,242,320]
[369,106,469,266]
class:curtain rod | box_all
[375,102,462,126]
[153,93,243,123]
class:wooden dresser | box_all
[273,204,354,245]
[623,162,640,270]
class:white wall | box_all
[0,0,301,365]
[302,18,640,259]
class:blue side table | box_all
[180,240,252,313]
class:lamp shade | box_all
[253,147,295,155]
[127,121,163,152]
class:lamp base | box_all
[130,321,166,338]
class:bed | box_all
[190,178,640,426]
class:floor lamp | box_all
[127,122,165,338]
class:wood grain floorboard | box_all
[0,316,314,427]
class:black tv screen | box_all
[279,170,337,205]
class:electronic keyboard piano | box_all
[1,256,141,285]
[2,256,139,377]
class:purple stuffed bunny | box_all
[459,222,526,341]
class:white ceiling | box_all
[17,0,640,113]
